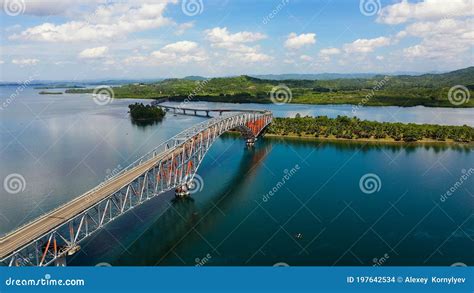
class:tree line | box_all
[267,115,473,143]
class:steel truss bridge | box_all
[0,109,272,266]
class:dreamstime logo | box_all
[359,173,382,194]
[1,74,37,111]
[105,164,123,181]
[187,174,204,194]
[270,84,292,105]
[195,253,212,266]
[372,253,390,267]
[262,164,300,203]
[180,79,210,108]
[273,262,290,267]
[95,262,112,267]
[359,0,381,16]
[440,168,473,202]
[448,85,470,106]
[450,262,467,267]
[352,76,390,114]
[262,0,289,25]
[181,0,204,16]
[92,86,114,106]
[3,0,26,16]
[3,173,26,194]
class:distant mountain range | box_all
[0,79,164,87]
[182,76,209,81]
[183,71,447,81]
[0,67,472,85]
[183,67,474,87]
[63,66,474,108]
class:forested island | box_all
[39,91,63,95]
[65,67,474,108]
[267,115,474,144]
[128,103,166,121]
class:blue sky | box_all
[0,0,473,81]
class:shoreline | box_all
[263,133,474,146]
[152,97,474,109]
[61,90,474,109]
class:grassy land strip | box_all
[266,115,474,143]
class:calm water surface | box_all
[0,86,473,266]
[161,101,474,126]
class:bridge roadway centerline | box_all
[0,150,170,259]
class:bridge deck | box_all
[0,151,168,259]
[155,104,267,114]
[0,110,272,264]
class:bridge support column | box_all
[246,138,256,147]
[206,111,210,117]
[175,185,190,198]
[54,256,67,266]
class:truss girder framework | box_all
[0,111,272,266]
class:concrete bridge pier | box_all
[246,138,256,147]
[175,185,190,198]
[206,111,210,117]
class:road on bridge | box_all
[0,110,272,265]
[0,151,168,260]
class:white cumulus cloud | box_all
[124,41,208,66]
[319,48,341,56]
[318,47,341,62]
[9,2,175,42]
[175,22,194,35]
[12,58,39,66]
[205,27,266,44]
[205,27,271,63]
[343,37,391,53]
[79,46,108,59]
[377,0,474,25]
[148,41,207,64]
[284,33,316,49]
[0,0,97,16]
[402,18,474,59]
[160,41,198,54]
[239,52,272,62]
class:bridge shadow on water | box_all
[116,140,272,266]
[67,136,472,266]
[69,137,273,266]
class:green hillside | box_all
[66,67,474,107]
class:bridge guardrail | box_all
[0,110,271,240]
